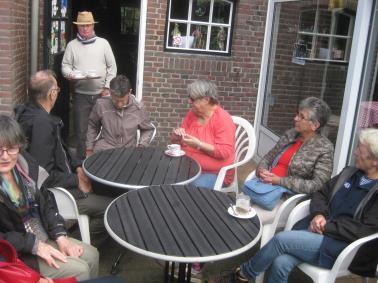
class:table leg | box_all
[164,262,193,283]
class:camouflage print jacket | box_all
[258,128,334,194]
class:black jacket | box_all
[0,152,67,271]
[15,103,82,195]
[310,166,378,276]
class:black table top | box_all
[105,185,261,263]
[83,147,201,189]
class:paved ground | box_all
[78,160,373,282]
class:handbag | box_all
[242,177,293,210]
[0,239,77,283]
[0,239,40,283]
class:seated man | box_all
[236,128,378,283]
[86,75,154,156]
[15,70,112,247]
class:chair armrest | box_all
[284,199,311,231]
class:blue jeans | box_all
[241,230,324,283]
[191,173,218,189]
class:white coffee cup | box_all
[235,193,250,214]
[167,144,181,155]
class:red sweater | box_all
[181,106,236,185]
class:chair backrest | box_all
[233,116,256,168]
[137,123,156,145]
[48,187,81,220]
[213,116,256,193]
[284,199,311,230]
[48,187,91,244]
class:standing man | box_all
[62,11,117,160]
[15,70,112,247]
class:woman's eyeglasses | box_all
[0,146,20,156]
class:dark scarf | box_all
[77,32,97,44]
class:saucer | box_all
[227,205,256,219]
[164,149,185,157]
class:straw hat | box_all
[73,11,98,25]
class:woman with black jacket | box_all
[0,115,99,281]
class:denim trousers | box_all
[73,93,99,160]
[191,173,218,189]
[241,230,324,283]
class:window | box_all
[165,0,235,54]
[293,7,355,63]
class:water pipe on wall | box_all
[31,0,39,74]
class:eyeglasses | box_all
[0,146,20,156]
[50,87,60,93]
[295,112,311,121]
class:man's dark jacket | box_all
[15,102,82,196]
[295,166,378,277]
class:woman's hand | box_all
[38,277,54,283]
[309,214,326,234]
[56,236,84,258]
[172,128,186,143]
[182,134,201,148]
[259,170,281,185]
[36,241,67,269]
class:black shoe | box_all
[234,267,249,282]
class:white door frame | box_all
[254,0,375,175]
[135,0,147,101]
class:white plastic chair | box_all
[137,122,156,145]
[282,200,378,283]
[48,187,91,245]
[213,116,256,194]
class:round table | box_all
[105,185,262,282]
[83,147,201,190]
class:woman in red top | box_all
[172,80,236,189]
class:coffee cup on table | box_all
[235,193,250,214]
[167,144,181,155]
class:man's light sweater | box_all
[62,37,117,95]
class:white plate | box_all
[164,149,185,157]
[227,205,256,219]
[73,74,86,79]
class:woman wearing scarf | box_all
[0,115,99,281]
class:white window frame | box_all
[165,0,234,54]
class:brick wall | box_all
[142,0,267,145]
[0,0,29,113]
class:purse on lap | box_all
[0,239,77,283]
[242,177,293,210]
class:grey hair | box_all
[359,128,378,159]
[0,115,26,147]
[187,79,219,105]
[28,70,56,102]
[110,75,132,98]
[298,97,331,129]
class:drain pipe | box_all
[31,0,39,74]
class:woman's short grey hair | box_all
[299,97,331,129]
[0,115,26,147]
[110,75,132,98]
[359,128,378,159]
[187,80,219,105]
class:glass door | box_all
[255,0,358,161]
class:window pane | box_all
[171,0,189,20]
[316,36,330,59]
[210,26,228,51]
[212,0,231,24]
[168,22,188,47]
[299,10,316,32]
[192,0,210,22]
[318,10,332,34]
[334,13,351,36]
[190,25,208,49]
